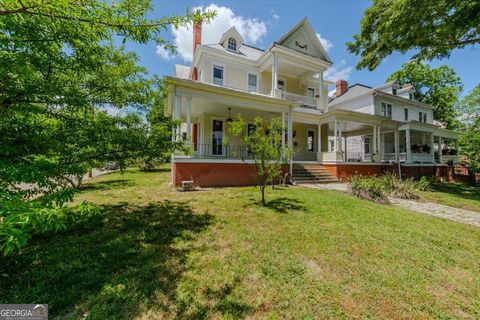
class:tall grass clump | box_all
[348,173,430,204]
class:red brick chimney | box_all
[336,80,348,97]
[193,18,202,56]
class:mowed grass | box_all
[1,166,480,319]
[420,182,480,212]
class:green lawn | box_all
[420,182,480,212]
[1,167,479,319]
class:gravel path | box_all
[300,183,480,228]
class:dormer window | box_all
[227,38,237,51]
[392,88,397,95]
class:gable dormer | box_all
[397,83,416,100]
[275,17,332,63]
[219,27,243,53]
[375,81,400,95]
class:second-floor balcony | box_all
[282,91,318,109]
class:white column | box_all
[176,96,182,141]
[281,112,286,147]
[186,96,192,142]
[430,133,435,163]
[377,126,382,153]
[439,136,443,164]
[344,136,347,161]
[318,71,324,104]
[271,52,278,97]
[372,125,377,154]
[287,110,293,174]
[394,128,400,162]
[338,121,343,153]
[317,124,322,153]
[333,120,338,152]
[406,128,411,163]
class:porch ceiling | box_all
[180,99,283,121]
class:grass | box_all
[419,182,480,213]
[1,166,479,319]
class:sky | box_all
[129,0,480,96]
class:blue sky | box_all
[130,0,479,95]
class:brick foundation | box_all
[174,162,288,187]
[324,163,463,183]
[174,162,468,187]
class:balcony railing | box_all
[282,92,317,108]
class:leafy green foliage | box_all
[387,61,463,128]
[228,117,293,206]
[457,85,480,173]
[349,173,430,204]
[348,0,480,70]
[0,0,214,255]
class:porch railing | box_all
[178,144,251,160]
[282,92,317,108]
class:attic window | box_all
[227,38,237,51]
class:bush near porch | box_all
[1,167,479,319]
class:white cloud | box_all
[316,33,333,52]
[324,59,353,82]
[272,14,280,20]
[157,4,268,62]
[156,46,175,60]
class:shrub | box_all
[348,175,390,204]
[348,173,430,203]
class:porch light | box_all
[227,107,233,122]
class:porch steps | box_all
[292,164,338,184]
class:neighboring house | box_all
[166,17,459,186]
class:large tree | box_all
[348,0,480,70]
[458,85,480,174]
[387,61,463,128]
[0,0,214,255]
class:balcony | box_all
[281,92,318,109]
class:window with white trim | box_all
[307,88,315,98]
[307,130,315,152]
[277,79,285,92]
[404,108,409,121]
[227,38,237,51]
[381,102,392,118]
[213,65,224,86]
[247,73,257,92]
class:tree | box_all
[348,0,480,70]
[0,0,214,255]
[457,84,480,128]
[458,85,480,174]
[387,61,463,128]
[228,117,292,206]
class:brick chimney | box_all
[336,80,348,97]
[192,18,202,56]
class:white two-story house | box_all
[166,17,459,186]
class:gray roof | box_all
[203,43,264,61]
[174,64,191,79]
[328,84,372,106]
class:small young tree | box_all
[228,116,292,206]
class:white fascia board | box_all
[373,90,434,110]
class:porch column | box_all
[287,109,293,174]
[338,121,343,153]
[439,136,443,164]
[430,133,435,163]
[372,125,377,154]
[377,126,382,155]
[318,71,324,106]
[394,128,399,162]
[333,119,338,151]
[186,96,192,142]
[172,95,182,142]
[344,136,347,161]
[281,112,286,147]
[317,124,322,152]
[271,52,278,97]
[406,128,412,163]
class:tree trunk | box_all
[261,185,266,206]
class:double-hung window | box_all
[227,38,237,51]
[247,73,257,92]
[404,108,409,121]
[307,130,315,152]
[381,102,392,118]
[307,88,315,98]
[213,65,224,86]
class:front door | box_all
[212,119,224,155]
